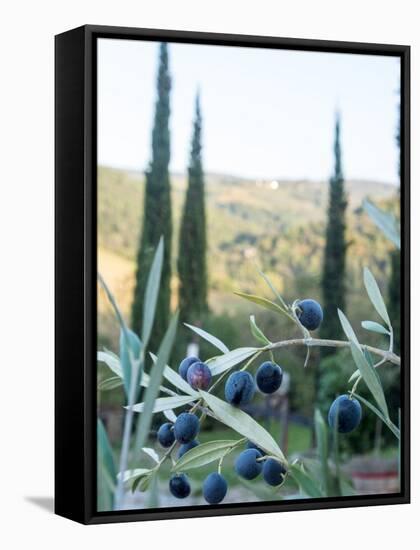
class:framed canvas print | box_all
[55,25,410,525]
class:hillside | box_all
[98,165,397,317]
[97,165,399,415]
[98,166,395,261]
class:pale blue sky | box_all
[98,38,400,184]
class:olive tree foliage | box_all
[99,250,400,505]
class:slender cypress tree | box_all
[177,93,208,323]
[320,113,348,353]
[131,43,172,348]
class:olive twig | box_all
[266,338,400,366]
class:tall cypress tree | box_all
[320,113,347,353]
[131,43,172,348]
[178,93,208,323]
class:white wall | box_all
[0,1,417,548]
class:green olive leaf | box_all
[199,390,286,463]
[363,267,391,328]
[361,320,390,335]
[141,447,160,463]
[97,351,123,378]
[363,199,400,249]
[349,341,389,419]
[257,268,289,310]
[184,323,229,354]
[129,394,197,414]
[352,392,399,439]
[141,237,164,346]
[132,471,153,493]
[250,315,271,345]
[172,440,239,472]
[289,463,323,498]
[234,291,287,316]
[338,309,361,350]
[117,468,151,484]
[207,347,259,376]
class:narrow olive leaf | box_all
[352,392,400,439]
[338,309,361,350]
[349,341,389,419]
[163,409,177,423]
[199,391,286,462]
[361,320,390,335]
[364,349,385,390]
[129,394,196,414]
[98,272,127,330]
[141,447,160,463]
[149,352,199,397]
[172,440,239,472]
[135,313,179,453]
[257,268,289,309]
[98,376,124,391]
[349,350,376,383]
[98,273,140,396]
[147,471,159,509]
[184,323,229,354]
[348,370,360,384]
[119,328,142,397]
[234,291,287,315]
[133,472,153,493]
[250,315,271,345]
[98,419,117,482]
[363,267,391,328]
[142,237,164,346]
[314,409,329,496]
[117,468,151,483]
[207,347,259,376]
[363,199,400,249]
[97,351,123,378]
[289,464,323,498]
[103,347,120,360]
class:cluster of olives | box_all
[235,442,287,486]
[178,352,284,406]
[157,412,200,449]
[224,360,283,406]
[157,409,228,503]
[157,355,287,504]
[155,297,362,504]
[164,439,286,504]
[168,470,228,504]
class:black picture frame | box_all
[55,24,410,525]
